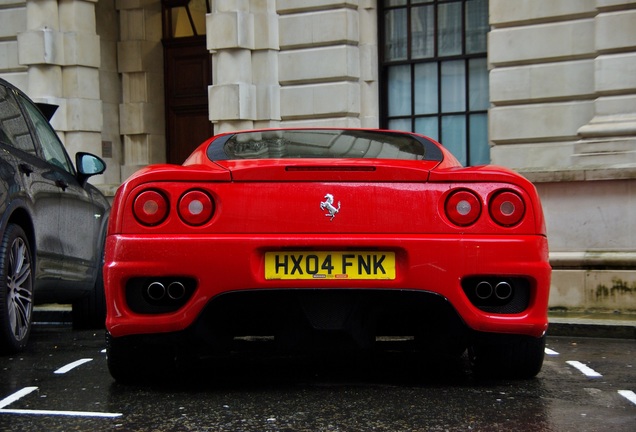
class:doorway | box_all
[162,0,213,164]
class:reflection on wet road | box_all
[0,326,634,431]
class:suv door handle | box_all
[19,163,33,176]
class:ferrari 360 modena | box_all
[104,128,551,382]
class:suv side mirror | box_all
[76,152,106,185]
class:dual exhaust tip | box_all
[146,281,186,302]
[475,280,513,301]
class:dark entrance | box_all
[162,0,213,164]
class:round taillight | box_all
[133,190,169,226]
[490,191,525,226]
[178,190,214,226]
[445,190,481,226]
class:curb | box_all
[548,315,636,340]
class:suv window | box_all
[20,95,75,175]
[0,84,37,155]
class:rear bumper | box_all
[104,234,550,338]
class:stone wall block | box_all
[63,32,100,67]
[59,0,96,33]
[595,53,636,94]
[117,40,162,73]
[25,0,59,29]
[279,9,358,49]
[0,7,26,39]
[66,98,102,131]
[279,46,360,85]
[489,101,595,144]
[535,179,636,252]
[0,42,23,72]
[490,0,596,26]
[549,270,587,310]
[122,71,163,104]
[208,83,256,121]
[489,19,595,66]
[490,60,595,104]
[214,49,253,85]
[122,133,165,168]
[277,0,359,14]
[119,102,164,135]
[253,11,279,50]
[251,49,278,84]
[62,66,99,99]
[255,84,281,121]
[26,64,63,96]
[64,130,101,161]
[215,0,251,13]
[17,29,65,65]
[1,72,28,91]
[584,270,636,311]
[207,11,254,51]
[280,82,359,119]
[490,142,576,170]
[596,9,636,52]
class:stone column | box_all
[18,0,103,178]
[574,0,636,166]
[207,0,280,132]
[116,0,165,180]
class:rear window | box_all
[207,129,443,161]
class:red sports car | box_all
[104,128,551,382]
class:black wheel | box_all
[106,332,178,384]
[0,224,34,354]
[72,258,106,329]
[470,333,545,379]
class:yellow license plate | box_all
[264,251,395,280]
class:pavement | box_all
[32,304,636,339]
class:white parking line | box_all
[544,348,559,356]
[0,387,38,409]
[0,387,122,418]
[0,408,122,418]
[566,360,603,378]
[54,358,93,374]
[618,390,636,405]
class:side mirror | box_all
[76,152,106,185]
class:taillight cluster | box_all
[133,188,215,227]
[444,189,525,227]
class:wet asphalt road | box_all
[0,325,634,431]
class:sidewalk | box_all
[32,305,636,339]
[547,311,636,339]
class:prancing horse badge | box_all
[320,194,340,221]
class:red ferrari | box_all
[104,129,551,382]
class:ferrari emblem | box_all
[320,194,341,221]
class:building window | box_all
[162,0,210,39]
[380,0,489,166]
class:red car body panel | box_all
[104,129,550,343]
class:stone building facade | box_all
[0,0,634,312]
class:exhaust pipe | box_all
[475,281,493,300]
[167,281,186,300]
[147,281,166,301]
[495,281,513,300]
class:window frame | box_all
[378,0,490,166]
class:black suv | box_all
[0,78,110,353]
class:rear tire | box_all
[72,262,106,329]
[106,332,177,384]
[470,333,545,379]
[0,224,34,354]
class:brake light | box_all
[133,190,169,226]
[178,190,214,225]
[490,191,525,226]
[445,189,481,226]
